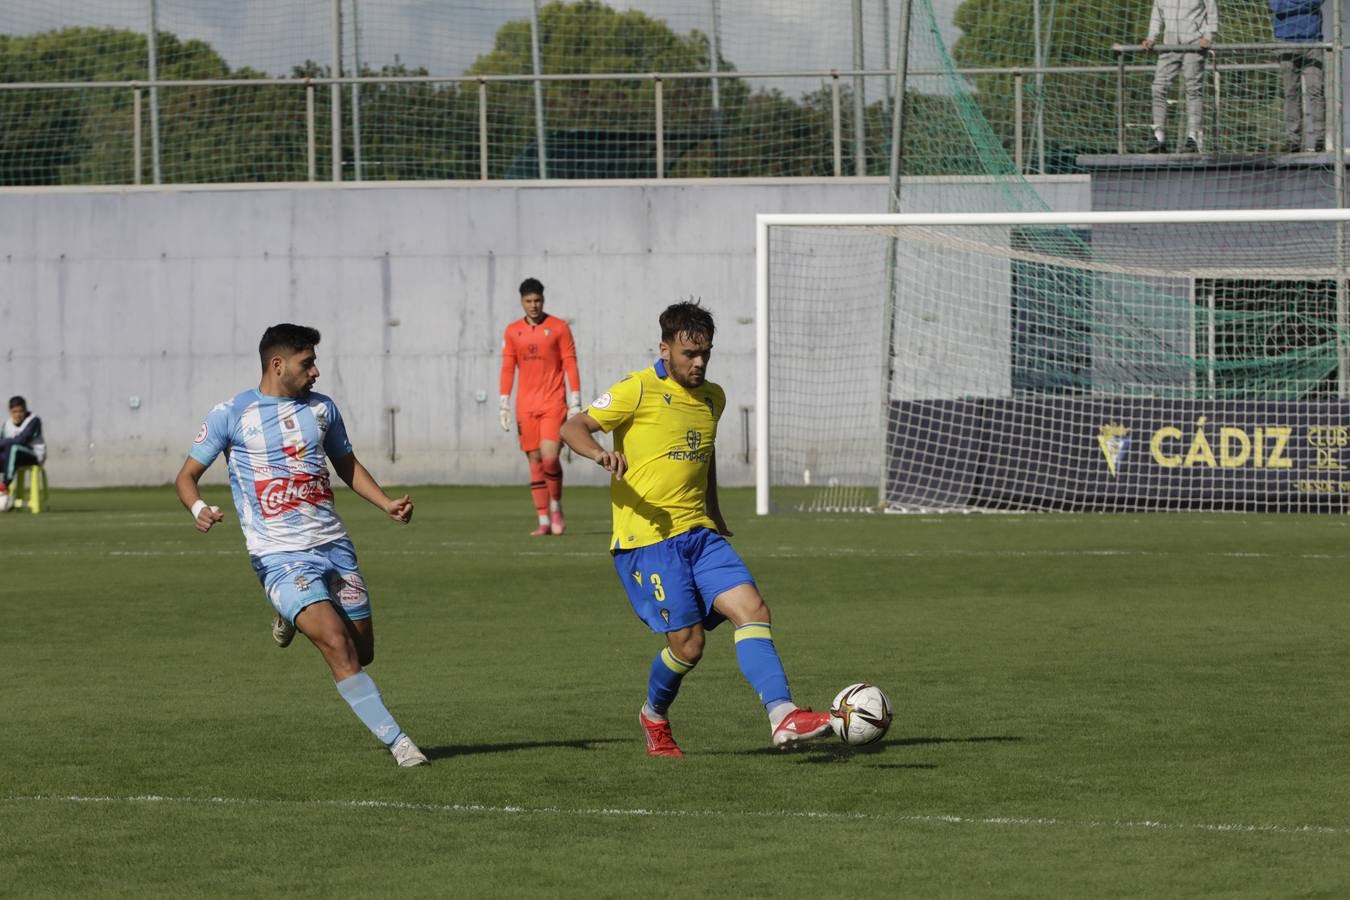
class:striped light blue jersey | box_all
[189,389,353,556]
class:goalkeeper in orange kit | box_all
[499,277,582,535]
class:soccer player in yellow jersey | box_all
[561,301,831,756]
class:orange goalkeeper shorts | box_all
[517,406,566,453]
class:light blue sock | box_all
[733,623,792,708]
[335,670,403,747]
[647,647,697,717]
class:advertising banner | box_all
[888,399,1350,512]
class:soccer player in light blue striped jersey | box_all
[174,323,428,767]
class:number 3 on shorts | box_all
[650,573,666,602]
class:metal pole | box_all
[1205,284,1216,397]
[330,0,343,181]
[887,0,913,210]
[655,77,665,177]
[1333,0,1347,394]
[832,74,843,176]
[132,88,142,185]
[1211,53,1219,151]
[478,79,489,180]
[1032,0,1047,173]
[755,215,771,515]
[306,82,316,181]
[1014,72,1024,172]
[851,0,867,176]
[530,0,548,179]
[881,0,892,116]
[350,0,363,180]
[709,0,722,113]
[1116,50,1126,153]
[882,0,913,509]
[147,0,161,183]
[709,0,724,175]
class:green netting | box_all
[0,1,1342,191]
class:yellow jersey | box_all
[587,360,726,550]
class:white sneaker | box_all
[271,614,296,648]
[390,734,429,767]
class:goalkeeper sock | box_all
[647,647,697,717]
[528,460,548,522]
[335,670,403,747]
[542,455,562,504]
[733,622,792,711]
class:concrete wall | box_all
[0,176,1089,488]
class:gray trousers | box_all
[1151,51,1206,139]
[2,443,39,485]
[1280,47,1325,147]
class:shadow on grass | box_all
[724,734,1023,765]
[423,738,625,759]
[890,735,1023,747]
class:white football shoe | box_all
[390,734,429,767]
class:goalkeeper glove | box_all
[567,391,583,419]
[499,395,512,432]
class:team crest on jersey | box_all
[544,328,551,337]
[686,430,702,450]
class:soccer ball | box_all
[829,683,893,746]
[0,491,12,512]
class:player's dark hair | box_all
[258,324,321,371]
[660,300,715,344]
[519,277,545,296]
[8,395,25,409]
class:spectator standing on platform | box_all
[1142,0,1219,153]
[1271,0,1326,152]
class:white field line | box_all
[2,794,1346,838]
[9,546,1350,562]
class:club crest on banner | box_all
[1098,422,1130,477]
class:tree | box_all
[466,0,749,177]
[0,27,312,185]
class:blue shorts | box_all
[612,528,754,633]
[251,537,371,625]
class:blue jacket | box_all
[1271,0,1324,42]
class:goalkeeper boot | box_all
[271,613,296,649]
[390,734,429,767]
[639,710,683,758]
[771,707,833,748]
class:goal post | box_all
[756,208,1350,515]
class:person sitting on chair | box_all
[0,395,46,509]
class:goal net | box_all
[757,209,1350,515]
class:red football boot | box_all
[771,707,833,748]
[639,710,683,758]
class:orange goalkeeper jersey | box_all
[500,314,581,412]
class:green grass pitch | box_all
[2,485,1348,896]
